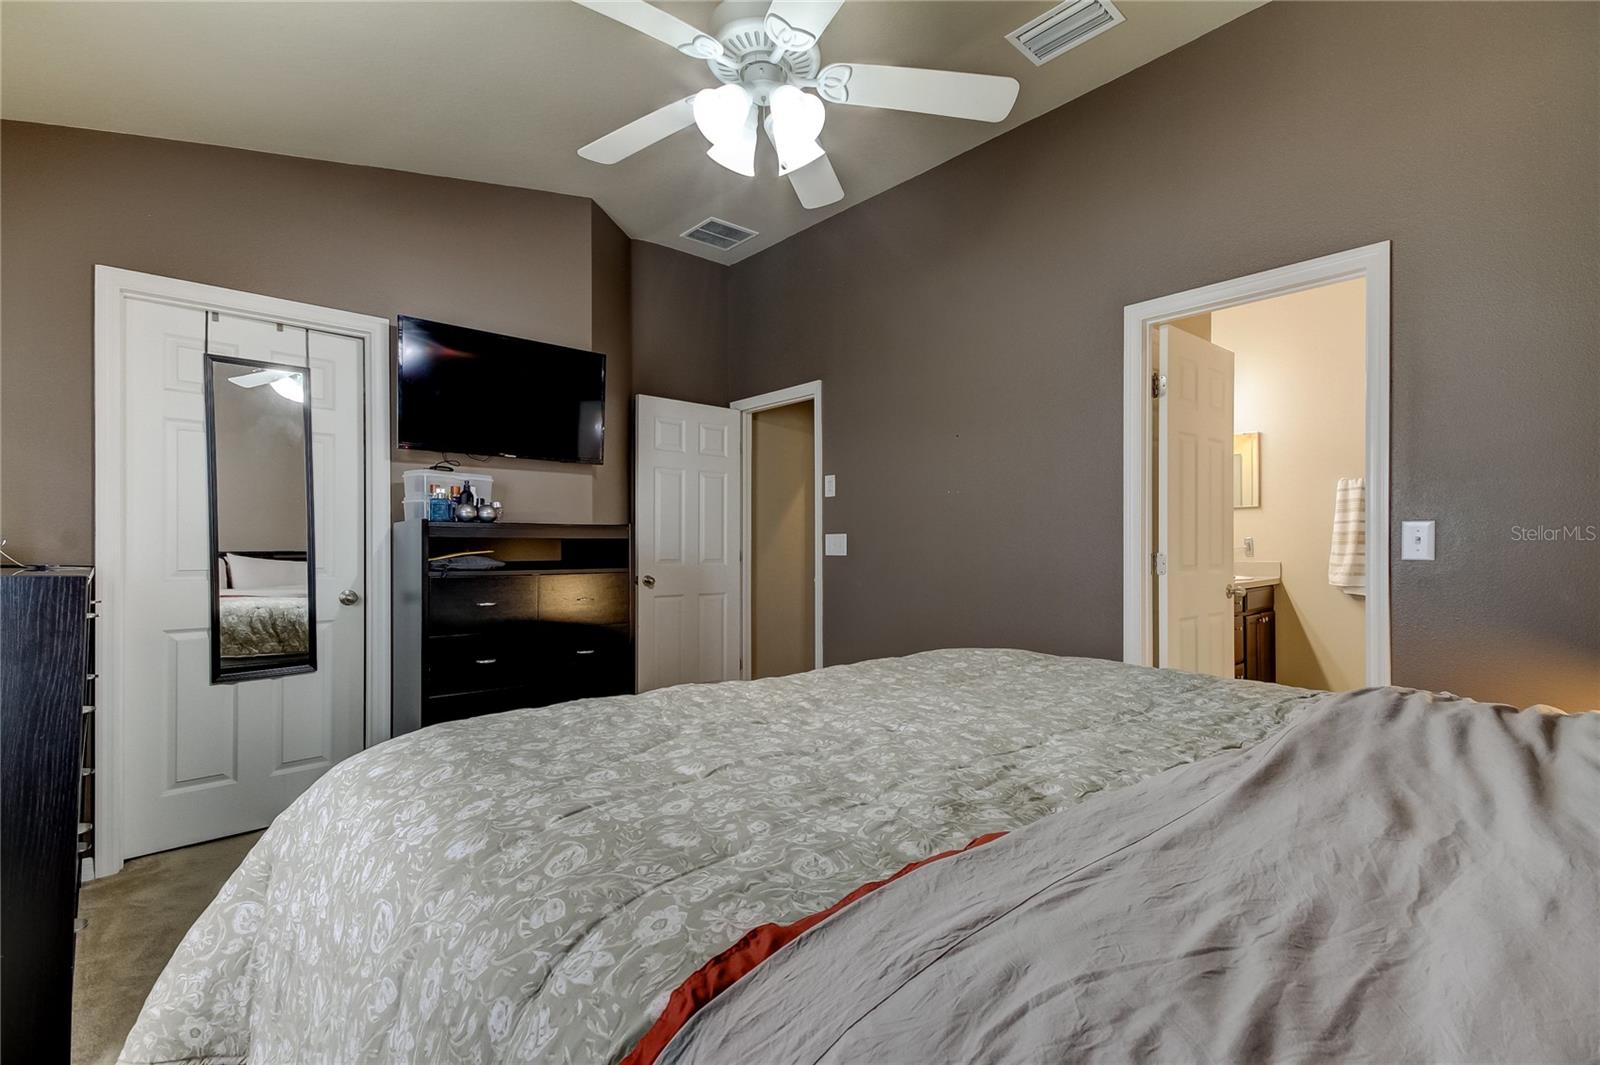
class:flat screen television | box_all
[396,316,606,464]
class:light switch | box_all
[824,533,847,556]
[824,474,836,498]
[1401,520,1435,561]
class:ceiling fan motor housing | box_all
[706,16,821,99]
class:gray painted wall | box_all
[0,123,728,558]
[2,3,1594,710]
[725,1,1599,710]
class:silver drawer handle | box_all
[475,658,497,665]
[475,601,498,607]
[575,649,596,655]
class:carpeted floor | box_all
[72,831,263,1065]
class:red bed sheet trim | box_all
[621,831,1008,1065]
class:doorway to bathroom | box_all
[1121,244,1391,690]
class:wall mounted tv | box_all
[396,316,606,464]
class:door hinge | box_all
[1151,552,1168,576]
[1151,372,1168,398]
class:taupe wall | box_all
[631,241,731,407]
[0,121,667,557]
[726,2,1600,710]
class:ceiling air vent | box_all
[681,217,758,252]
[1006,0,1125,66]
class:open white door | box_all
[634,395,742,692]
[1157,325,1235,677]
[113,299,367,859]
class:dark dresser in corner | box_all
[2,567,96,1063]
[392,521,633,735]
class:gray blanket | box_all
[121,650,1313,1064]
[662,689,1600,1065]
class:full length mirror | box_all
[204,353,317,682]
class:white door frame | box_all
[1121,242,1391,687]
[731,380,824,678]
[93,266,391,877]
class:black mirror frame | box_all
[203,352,318,684]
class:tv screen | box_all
[396,316,605,464]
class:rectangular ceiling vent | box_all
[681,217,758,252]
[1006,0,1124,66]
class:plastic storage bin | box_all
[402,468,494,522]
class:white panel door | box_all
[118,301,366,858]
[1158,325,1235,677]
[635,395,742,692]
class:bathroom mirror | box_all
[1233,432,1261,509]
[204,353,317,683]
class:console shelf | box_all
[392,520,633,734]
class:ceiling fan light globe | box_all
[765,85,827,174]
[706,109,758,177]
[706,139,756,177]
[269,374,305,404]
[768,85,825,142]
[693,84,754,147]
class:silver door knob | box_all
[338,589,360,606]
[640,575,656,588]
[1224,585,1239,600]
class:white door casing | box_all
[95,267,390,875]
[634,395,742,692]
[114,303,365,858]
[1121,242,1392,688]
[731,380,824,680]
[1157,325,1235,677]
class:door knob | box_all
[640,575,656,588]
[1224,584,1239,600]
[338,588,360,606]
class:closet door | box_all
[114,301,366,859]
[634,395,742,692]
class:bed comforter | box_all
[218,591,309,657]
[661,688,1600,1065]
[121,649,1314,1064]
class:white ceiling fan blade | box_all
[227,369,291,388]
[788,153,843,209]
[571,0,724,60]
[764,1,844,52]
[816,63,1019,123]
[579,96,697,164]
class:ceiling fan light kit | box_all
[574,0,1021,214]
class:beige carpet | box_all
[72,831,263,1065]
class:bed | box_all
[657,687,1600,1065]
[120,650,1315,1064]
[217,588,310,658]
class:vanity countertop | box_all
[1232,561,1282,590]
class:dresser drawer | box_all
[428,575,539,633]
[539,572,629,627]
[426,635,528,696]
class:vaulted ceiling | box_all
[1,1,1259,262]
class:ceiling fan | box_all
[573,0,1021,209]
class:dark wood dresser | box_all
[392,521,633,734]
[2,567,95,1063]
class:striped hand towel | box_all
[1328,477,1366,598]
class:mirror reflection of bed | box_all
[216,551,310,671]
[204,353,317,682]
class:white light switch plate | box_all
[824,474,836,498]
[824,533,847,556]
[1401,520,1435,560]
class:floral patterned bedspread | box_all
[121,649,1316,1065]
[218,595,308,657]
